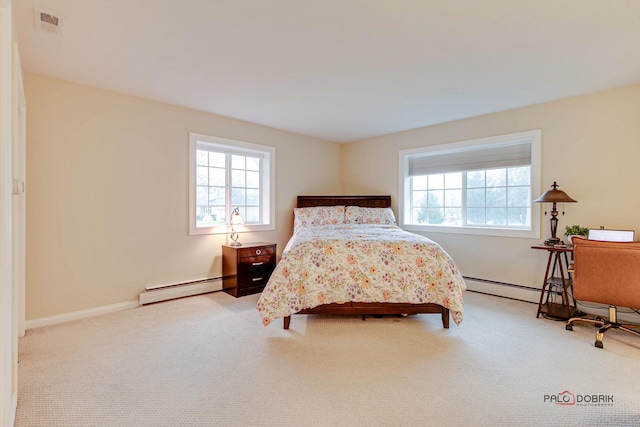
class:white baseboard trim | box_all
[11,392,17,427]
[139,279,222,305]
[25,300,139,330]
[25,279,224,330]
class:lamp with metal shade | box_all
[533,181,577,246]
[229,207,244,246]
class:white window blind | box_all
[408,140,532,176]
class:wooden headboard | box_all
[297,195,391,208]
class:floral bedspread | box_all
[257,224,466,326]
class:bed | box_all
[257,195,466,329]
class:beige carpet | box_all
[15,291,640,426]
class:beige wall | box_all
[25,72,640,319]
[342,84,640,295]
[25,73,342,320]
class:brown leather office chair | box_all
[566,237,640,348]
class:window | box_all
[399,130,541,238]
[189,133,275,235]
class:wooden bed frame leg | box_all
[442,308,450,329]
[284,316,291,329]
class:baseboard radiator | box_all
[464,276,640,324]
[463,276,540,304]
[139,277,223,305]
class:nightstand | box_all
[222,242,276,297]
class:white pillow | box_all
[344,206,396,225]
[293,206,346,233]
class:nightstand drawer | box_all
[238,255,274,274]
[237,274,270,289]
[238,246,274,258]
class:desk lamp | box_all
[229,207,244,246]
[534,181,577,245]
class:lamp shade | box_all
[533,182,577,204]
[230,208,244,226]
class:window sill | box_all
[189,223,275,236]
[401,223,538,239]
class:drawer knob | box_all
[255,249,262,255]
[252,262,264,266]
[252,277,264,282]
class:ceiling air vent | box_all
[33,8,64,35]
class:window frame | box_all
[398,130,541,238]
[189,132,275,236]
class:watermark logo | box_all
[545,390,576,406]
[544,391,614,407]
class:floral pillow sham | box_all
[293,205,346,233]
[344,206,396,225]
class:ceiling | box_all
[14,0,640,143]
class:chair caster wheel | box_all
[566,324,573,331]
[595,340,604,349]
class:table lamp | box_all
[533,181,577,245]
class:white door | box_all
[11,44,26,427]
[12,44,25,339]
[0,3,16,425]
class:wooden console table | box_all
[531,244,575,319]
